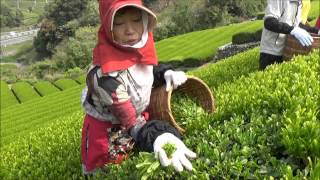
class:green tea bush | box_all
[34,81,60,96]
[54,78,79,90]
[99,51,320,179]
[1,50,318,179]
[232,32,256,44]
[0,81,18,109]
[64,67,84,80]
[213,50,319,163]
[74,74,86,84]
[11,81,41,103]
[232,29,262,45]
[0,111,84,179]
[189,48,260,90]
[1,85,84,146]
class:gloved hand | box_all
[153,133,197,172]
[164,70,188,92]
[290,27,314,46]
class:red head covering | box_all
[93,0,158,74]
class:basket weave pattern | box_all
[147,76,215,133]
[283,33,320,60]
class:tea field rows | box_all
[1,50,319,179]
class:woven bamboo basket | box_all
[283,33,320,60]
[147,75,215,133]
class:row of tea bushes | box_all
[0,78,83,108]
[0,81,19,108]
[11,81,41,103]
[189,47,260,90]
[213,50,319,160]
[0,84,85,146]
[34,81,60,96]
[54,78,80,90]
[156,21,262,62]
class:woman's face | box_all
[113,7,144,46]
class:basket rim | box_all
[166,75,215,113]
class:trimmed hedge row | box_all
[11,81,41,103]
[189,47,260,90]
[54,78,80,90]
[0,80,19,109]
[156,20,262,62]
[34,81,61,96]
[232,29,262,45]
[74,74,86,84]
[0,85,84,146]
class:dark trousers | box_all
[259,53,283,70]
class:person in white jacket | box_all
[260,0,320,70]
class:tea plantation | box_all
[1,48,319,179]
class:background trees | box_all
[33,0,99,56]
[0,3,24,27]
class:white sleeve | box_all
[264,0,283,20]
[294,3,302,26]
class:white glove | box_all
[290,27,314,47]
[164,70,188,92]
[153,133,197,172]
[81,87,88,104]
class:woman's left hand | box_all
[164,70,187,92]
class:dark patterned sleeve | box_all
[87,67,137,130]
[152,64,173,88]
[299,23,320,34]
[132,120,181,152]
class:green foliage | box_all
[32,0,96,56]
[64,67,85,80]
[0,81,19,109]
[162,143,177,159]
[212,50,319,160]
[43,0,87,26]
[0,111,84,179]
[308,0,320,20]
[11,81,41,103]
[54,26,98,71]
[0,64,19,83]
[54,78,79,90]
[0,85,84,146]
[153,0,266,40]
[33,18,76,55]
[99,50,320,179]
[33,81,60,96]
[0,2,24,27]
[0,50,319,179]
[78,0,99,27]
[74,74,86,84]
[31,60,58,79]
[189,48,260,90]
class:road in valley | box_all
[0,29,39,47]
